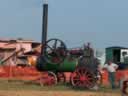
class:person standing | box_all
[103,60,118,89]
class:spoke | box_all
[60,42,64,47]
[85,73,92,77]
[83,80,92,88]
[80,81,85,87]
[76,71,81,77]
[79,69,82,75]
[46,45,54,51]
[79,69,85,77]
[75,81,81,86]
[81,68,87,75]
[73,78,80,81]
[85,80,93,87]
[87,77,93,80]
[43,39,67,64]
[82,69,85,74]
[54,39,57,49]
[83,81,87,87]
[84,69,88,75]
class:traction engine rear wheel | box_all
[71,67,96,89]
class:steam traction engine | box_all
[36,1,101,88]
[36,39,101,88]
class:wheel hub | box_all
[80,76,87,81]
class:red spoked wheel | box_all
[39,71,57,86]
[71,67,96,89]
[56,72,66,84]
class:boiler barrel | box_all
[37,57,77,72]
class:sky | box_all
[0,0,128,50]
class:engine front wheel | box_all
[38,71,57,86]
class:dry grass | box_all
[0,79,121,96]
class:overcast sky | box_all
[0,0,128,49]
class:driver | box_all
[83,42,94,57]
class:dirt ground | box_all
[0,90,121,96]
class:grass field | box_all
[0,79,122,96]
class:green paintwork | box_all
[42,56,77,72]
[106,46,128,63]
[106,48,113,63]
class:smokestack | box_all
[41,0,48,54]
